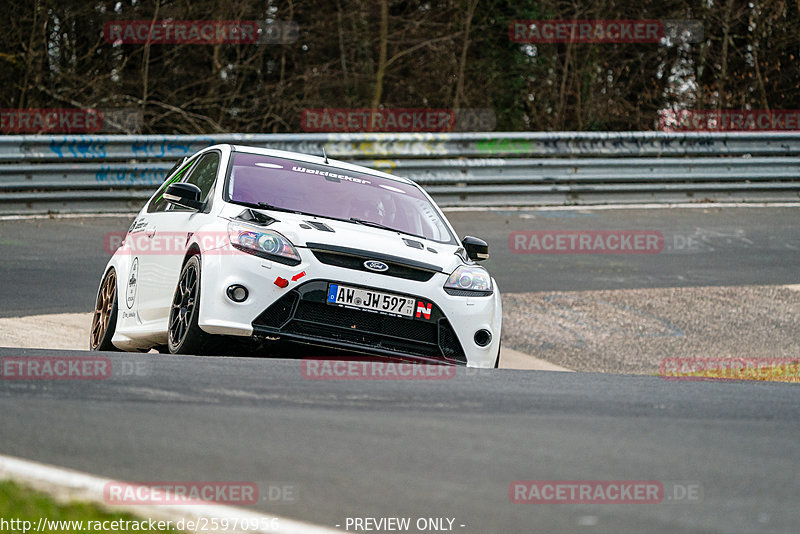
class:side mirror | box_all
[163,182,204,211]
[462,235,489,261]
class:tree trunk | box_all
[370,0,389,110]
[453,0,479,111]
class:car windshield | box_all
[226,152,456,244]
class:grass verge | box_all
[0,479,177,533]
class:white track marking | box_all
[0,454,342,534]
[500,348,572,371]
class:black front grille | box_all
[256,292,299,328]
[295,300,439,342]
[309,249,437,282]
[438,320,466,362]
[252,281,466,363]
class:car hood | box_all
[222,206,464,273]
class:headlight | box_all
[228,221,301,265]
[444,265,492,294]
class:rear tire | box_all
[90,268,119,351]
[493,340,501,369]
[168,255,214,354]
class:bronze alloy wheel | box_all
[90,269,118,351]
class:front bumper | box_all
[197,247,502,367]
[252,280,467,364]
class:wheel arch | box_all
[94,263,120,312]
[182,243,202,266]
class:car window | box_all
[183,152,219,204]
[226,152,456,244]
[147,158,196,213]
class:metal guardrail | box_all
[3,131,800,161]
[0,132,798,213]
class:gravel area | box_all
[502,285,800,374]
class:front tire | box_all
[90,268,119,351]
[168,255,213,354]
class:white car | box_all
[90,144,502,367]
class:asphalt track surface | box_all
[1,206,799,533]
[1,348,799,533]
[1,206,799,317]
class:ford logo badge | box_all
[364,260,389,272]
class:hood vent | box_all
[403,238,424,250]
[304,220,334,232]
[236,209,276,226]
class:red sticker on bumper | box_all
[274,277,289,288]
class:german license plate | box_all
[327,284,414,317]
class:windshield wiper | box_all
[348,217,426,240]
[231,200,309,216]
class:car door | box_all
[136,150,221,324]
